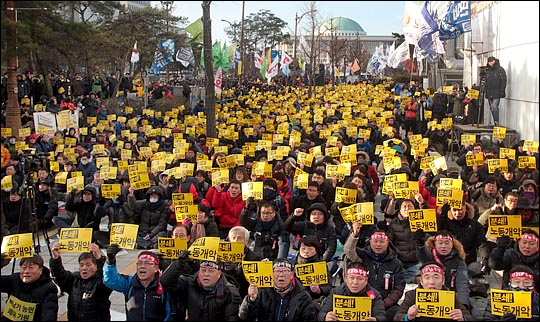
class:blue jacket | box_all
[103,263,172,321]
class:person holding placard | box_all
[0,254,59,321]
[488,229,540,292]
[61,186,105,234]
[161,255,241,321]
[394,261,473,321]
[415,230,471,309]
[209,179,246,240]
[49,242,112,321]
[284,203,337,262]
[127,185,172,249]
[482,265,539,321]
[318,261,386,321]
[104,246,173,321]
[239,258,317,321]
[344,228,405,320]
[239,201,283,261]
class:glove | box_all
[106,244,121,264]
[500,313,516,321]
[178,250,190,261]
[496,236,513,250]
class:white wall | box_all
[463,1,539,141]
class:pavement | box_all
[1,154,503,320]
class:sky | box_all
[152,1,406,42]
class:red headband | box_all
[347,268,368,277]
[510,271,534,281]
[421,265,444,276]
[138,254,158,265]
[434,235,453,242]
[521,233,539,244]
[370,232,388,241]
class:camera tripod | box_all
[476,69,497,128]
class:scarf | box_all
[189,222,206,244]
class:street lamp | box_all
[293,9,317,74]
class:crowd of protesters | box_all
[1,69,539,321]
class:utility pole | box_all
[6,1,22,136]
[239,0,245,85]
[202,1,216,138]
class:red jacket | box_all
[210,189,246,229]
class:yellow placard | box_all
[416,289,455,319]
[55,172,69,184]
[1,128,12,137]
[211,169,230,186]
[383,156,402,174]
[1,175,13,191]
[171,193,194,207]
[325,164,347,181]
[58,228,93,252]
[335,187,357,204]
[408,209,438,232]
[430,156,448,175]
[333,294,372,321]
[64,137,77,146]
[101,184,121,199]
[18,127,31,138]
[50,161,60,172]
[488,159,508,173]
[67,176,85,191]
[489,289,532,318]
[325,146,340,158]
[436,189,464,209]
[188,237,220,261]
[157,238,188,259]
[174,205,199,222]
[1,233,34,258]
[460,134,476,145]
[466,88,480,99]
[487,215,522,239]
[392,181,420,199]
[110,223,139,250]
[424,110,432,119]
[493,126,507,139]
[295,261,328,286]
[466,153,484,167]
[242,261,274,288]
[197,159,213,171]
[518,156,536,169]
[438,178,463,190]
[382,173,407,195]
[499,148,516,160]
[96,157,109,169]
[523,140,539,151]
[217,242,245,263]
[339,202,375,224]
[295,172,310,189]
[129,172,151,190]
[70,171,83,178]
[217,155,237,169]
[241,181,264,200]
[297,152,314,167]
[3,295,37,322]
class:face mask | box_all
[80,160,89,165]
[522,191,536,204]
[263,188,274,199]
[9,139,16,144]
[509,284,534,292]
[149,197,159,203]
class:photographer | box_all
[485,56,507,126]
[60,186,106,237]
[2,182,32,234]
[35,179,58,229]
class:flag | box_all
[152,39,175,73]
[414,46,423,76]
[280,51,293,66]
[131,41,139,63]
[387,41,410,68]
[281,63,290,76]
[298,56,305,72]
[214,67,222,95]
[351,58,361,73]
[176,46,195,67]
[402,1,422,46]
[254,52,262,69]
[266,54,280,82]
[186,18,204,44]
[417,1,445,57]
[439,1,472,40]
[260,48,271,79]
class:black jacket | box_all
[0,266,59,321]
[161,262,241,321]
[239,210,282,261]
[489,243,540,292]
[394,287,473,321]
[343,234,405,309]
[238,277,317,321]
[485,58,507,99]
[49,256,112,321]
[284,213,337,262]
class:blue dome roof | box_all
[322,17,366,35]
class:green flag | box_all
[186,18,203,44]
[260,48,271,80]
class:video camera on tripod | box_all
[19,150,49,172]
